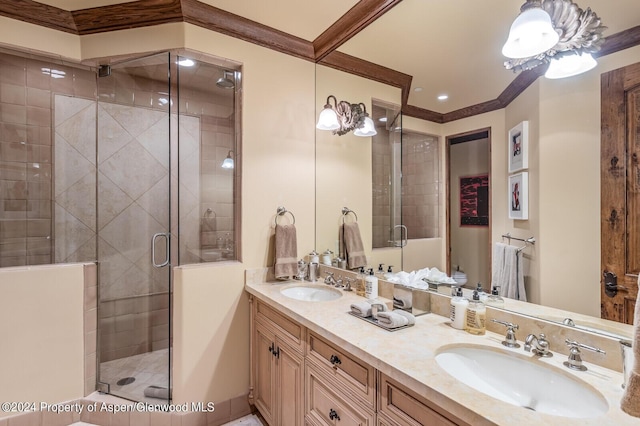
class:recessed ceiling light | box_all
[379,117,388,123]
[414,87,423,92]
[177,58,195,67]
[437,94,449,101]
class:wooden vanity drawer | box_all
[255,299,305,354]
[307,331,376,408]
[378,373,459,426]
[306,362,375,426]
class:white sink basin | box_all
[281,285,342,302]
[435,345,608,418]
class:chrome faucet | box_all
[524,333,552,357]
[563,339,606,371]
[343,278,354,291]
[491,319,520,348]
[324,272,337,286]
[334,276,344,288]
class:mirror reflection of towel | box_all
[274,224,297,279]
[340,222,367,269]
[494,242,526,301]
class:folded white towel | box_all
[376,311,409,329]
[392,309,416,325]
[393,293,412,310]
[350,301,372,317]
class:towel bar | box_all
[342,207,358,222]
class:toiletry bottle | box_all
[384,265,394,280]
[485,286,504,308]
[307,250,319,265]
[321,249,333,266]
[475,282,488,303]
[364,268,379,299]
[450,286,468,330]
[355,267,366,297]
[376,263,385,278]
[465,290,486,335]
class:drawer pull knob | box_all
[329,408,340,421]
[268,342,274,354]
[330,354,342,366]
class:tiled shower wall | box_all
[0,52,95,267]
[402,132,440,239]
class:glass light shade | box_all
[354,116,377,137]
[545,52,597,79]
[221,153,234,169]
[502,7,559,59]
[316,106,340,130]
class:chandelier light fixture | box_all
[502,0,606,79]
[316,95,377,137]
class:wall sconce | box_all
[221,150,234,169]
[503,0,606,79]
[316,95,377,137]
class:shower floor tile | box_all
[99,348,170,403]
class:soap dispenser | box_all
[475,282,488,303]
[364,268,378,299]
[465,290,486,335]
[486,286,505,308]
[376,263,385,278]
[355,267,366,297]
[450,286,468,330]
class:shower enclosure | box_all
[0,48,239,403]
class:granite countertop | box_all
[245,276,637,426]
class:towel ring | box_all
[275,206,295,225]
[342,207,358,223]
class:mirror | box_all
[314,54,637,341]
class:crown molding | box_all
[1,1,639,123]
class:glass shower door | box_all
[96,52,172,403]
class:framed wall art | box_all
[508,120,529,173]
[508,172,528,220]
[459,174,489,226]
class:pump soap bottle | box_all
[465,290,486,335]
[486,286,504,308]
[364,268,378,299]
[475,282,488,303]
[355,267,366,297]
[450,287,468,330]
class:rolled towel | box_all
[339,222,367,269]
[393,287,413,309]
[621,275,640,417]
[144,385,171,400]
[274,224,297,279]
[376,311,409,329]
[393,309,416,325]
[350,301,372,318]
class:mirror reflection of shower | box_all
[216,70,236,89]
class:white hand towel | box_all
[492,242,506,289]
[621,275,640,417]
[392,309,416,325]
[376,311,409,329]
[350,301,372,318]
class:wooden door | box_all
[601,62,640,323]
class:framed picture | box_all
[508,121,529,173]
[459,174,489,226]
[508,172,528,220]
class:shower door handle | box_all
[393,224,408,247]
[152,233,170,267]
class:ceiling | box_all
[21,0,640,117]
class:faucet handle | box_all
[563,339,606,371]
[491,319,520,348]
[343,278,354,291]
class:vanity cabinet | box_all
[378,373,461,426]
[253,300,305,426]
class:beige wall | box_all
[0,264,85,418]
[315,65,402,262]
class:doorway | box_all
[446,129,491,289]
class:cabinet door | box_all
[254,322,276,425]
[277,340,304,426]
